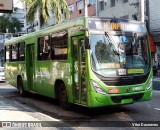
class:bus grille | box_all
[95,71,149,86]
[111,93,144,103]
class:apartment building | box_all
[148,0,160,61]
[98,0,142,20]
[67,0,96,19]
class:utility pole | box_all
[84,0,88,17]
[140,0,145,23]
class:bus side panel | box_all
[35,61,71,98]
[35,61,54,97]
[5,62,18,88]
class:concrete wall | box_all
[149,0,160,43]
[98,0,140,20]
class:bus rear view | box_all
[87,18,152,107]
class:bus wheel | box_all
[58,83,73,110]
[18,78,27,97]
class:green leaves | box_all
[24,0,70,27]
[0,14,21,33]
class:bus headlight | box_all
[146,78,152,90]
[91,80,106,95]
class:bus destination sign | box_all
[88,20,146,32]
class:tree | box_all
[0,14,21,33]
[24,0,70,27]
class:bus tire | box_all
[58,83,73,110]
[18,78,27,97]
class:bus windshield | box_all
[90,32,150,77]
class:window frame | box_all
[37,35,51,61]
[88,0,96,5]
[99,0,104,11]
[110,0,115,7]
[77,0,84,11]
[11,44,18,62]
[5,45,11,62]
[123,0,128,3]
[50,31,68,61]
[18,42,25,61]
[68,4,74,13]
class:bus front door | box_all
[72,36,87,105]
[26,44,36,92]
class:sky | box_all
[13,0,23,9]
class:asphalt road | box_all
[0,82,159,130]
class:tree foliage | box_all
[0,14,21,33]
[24,0,70,27]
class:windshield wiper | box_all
[104,31,120,55]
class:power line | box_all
[14,0,22,6]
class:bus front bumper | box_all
[87,89,152,107]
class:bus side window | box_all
[11,44,18,62]
[38,36,50,61]
[18,42,25,61]
[5,46,10,62]
[51,31,68,60]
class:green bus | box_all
[4,17,152,110]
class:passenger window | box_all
[11,44,18,62]
[18,42,25,61]
[5,46,11,62]
[38,35,50,61]
[51,31,68,60]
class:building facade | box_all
[98,0,144,21]
[0,8,25,66]
[67,0,96,19]
[148,0,160,62]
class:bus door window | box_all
[38,35,50,61]
[80,38,87,102]
[5,46,11,62]
[72,38,79,100]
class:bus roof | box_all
[4,17,144,45]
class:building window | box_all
[18,42,25,61]
[77,0,84,10]
[100,0,104,11]
[111,0,115,7]
[121,15,129,19]
[68,4,74,13]
[88,0,96,5]
[38,35,50,61]
[51,31,68,60]
[123,0,128,3]
[21,23,24,28]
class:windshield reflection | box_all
[90,33,150,77]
